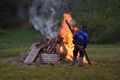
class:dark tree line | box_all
[72,0,120,43]
[0,0,120,43]
[0,0,17,27]
[0,0,31,27]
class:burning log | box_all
[48,42,57,54]
[24,35,67,64]
[65,20,74,34]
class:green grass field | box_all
[0,27,120,80]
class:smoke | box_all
[29,0,72,39]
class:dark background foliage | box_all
[0,0,120,44]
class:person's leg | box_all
[79,49,84,66]
[72,46,79,65]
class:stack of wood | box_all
[24,36,67,64]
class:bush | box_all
[72,0,120,44]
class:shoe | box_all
[72,57,77,65]
[79,64,84,67]
[78,57,83,66]
[72,63,75,65]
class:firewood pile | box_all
[23,35,67,64]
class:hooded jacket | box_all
[73,29,89,46]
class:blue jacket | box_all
[73,29,89,46]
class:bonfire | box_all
[21,13,89,65]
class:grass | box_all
[0,27,120,80]
[0,27,41,59]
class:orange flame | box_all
[60,13,88,63]
[83,56,88,63]
[60,46,64,53]
[60,13,74,60]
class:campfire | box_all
[23,13,89,64]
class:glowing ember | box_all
[60,46,64,53]
[60,13,88,64]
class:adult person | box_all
[72,25,89,66]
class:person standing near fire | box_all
[72,25,89,66]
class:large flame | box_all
[60,13,88,64]
[60,13,74,60]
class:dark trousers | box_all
[73,45,85,57]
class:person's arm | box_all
[84,32,89,43]
[83,32,89,48]
[72,32,78,44]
